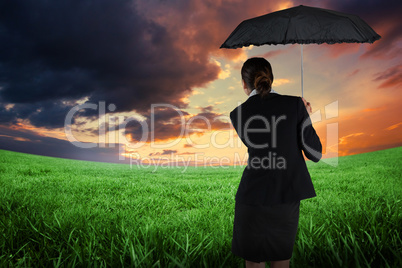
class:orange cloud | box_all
[373,65,402,89]
[360,21,401,60]
[273,78,292,87]
[347,69,360,77]
[259,49,288,59]
[137,0,291,64]
[314,100,402,157]
[0,134,31,142]
[124,105,231,143]
[178,151,196,155]
[386,122,402,131]
[339,132,365,145]
[362,107,385,113]
[321,43,362,59]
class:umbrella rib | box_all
[284,16,291,44]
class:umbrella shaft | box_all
[301,44,304,98]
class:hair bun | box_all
[254,68,272,98]
[241,57,274,99]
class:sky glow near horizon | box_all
[0,0,401,166]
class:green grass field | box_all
[0,147,401,267]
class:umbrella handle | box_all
[301,44,304,98]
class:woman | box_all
[230,57,322,268]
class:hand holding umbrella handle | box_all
[301,97,312,115]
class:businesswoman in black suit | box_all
[230,57,322,268]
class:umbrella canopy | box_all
[220,5,381,96]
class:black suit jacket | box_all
[230,93,322,205]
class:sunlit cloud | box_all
[272,78,292,87]
[0,134,31,142]
[191,90,205,95]
[4,104,15,111]
[362,107,385,113]
[259,48,289,59]
[386,122,402,131]
[277,1,294,11]
[339,132,364,145]
[211,58,231,79]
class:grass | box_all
[0,147,401,267]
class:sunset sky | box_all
[0,0,401,166]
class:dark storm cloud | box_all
[0,0,220,127]
[0,100,82,128]
[190,110,231,131]
[149,150,178,156]
[200,105,214,113]
[123,105,231,143]
[0,125,129,164]
[2,0,399,131]
[321,0,402,59]
[122,106,191,142]
[0,105,17,124]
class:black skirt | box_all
[231,200,300,262]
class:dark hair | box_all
[241,57,274,99]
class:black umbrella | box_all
[220,5,381,97]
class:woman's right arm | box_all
[297,97,322,162]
